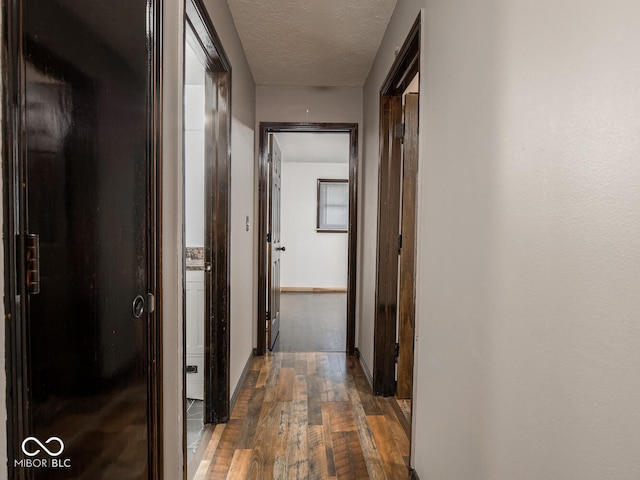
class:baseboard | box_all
[410,467,420,480]
[354,348,374,389]
[281,287,347,293]
[230,350,254,413]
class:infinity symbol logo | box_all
[21,437,65,457]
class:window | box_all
[317,179,349,232]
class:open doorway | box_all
[257,123,358,356]
[373,14,420,445]
[182,0,231,477]
[270,132,351,352]
[183,36,207,467]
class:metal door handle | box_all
[132,295,145,318]
[276,246,286,251]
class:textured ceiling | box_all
[227,0,398,86]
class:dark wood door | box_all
[374,95,403,396]
[397,93,419,399]
[267,134,282,350]
[8,0,159,478]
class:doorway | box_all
[182,0,231,477]
[270,132,351,352]
[3,0,162,478]
[373,14,420,439]
[257,123,358,356]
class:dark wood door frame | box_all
[373,15,420,396]
[257,123,359,356]
[2,0,163,477]
[184,0,232,428]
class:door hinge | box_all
[26,234,40,295]
[394,342,400,362]
[394,122,405,140]
[266,232,272,243]
[266,310,271,321]
[398,234,403,254]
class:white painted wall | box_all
[162,0,256,477]
[256,86,363,125]
[184,84,205,247]
[161,1,184,477]
[281,162,349,289]
[364,1,640,479]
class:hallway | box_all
[192,352,410,479]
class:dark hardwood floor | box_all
[192,352,410,479]
[273,293,347,352]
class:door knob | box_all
[276,246,286,251]
[132,295,145,318]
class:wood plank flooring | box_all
[193,352,410,479]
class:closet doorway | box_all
[182,0,231,476]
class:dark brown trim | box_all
[381,15,421,96]
[2,1,30,478]
[229,351,254,413]
[257,123,358,356]
[150,0,164,476]
[373,13,421,397]
[354,348,374,390]
[184,0,232,431]
[185,0,231,73]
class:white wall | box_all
[184,84,205,247]
[281,162,349,289]
[256,86,363,125]
[162,0,256,477]
[161,1,184,477]
[364,1,640,479]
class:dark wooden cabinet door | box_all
[267,135,282,350]
[9,1,158,478]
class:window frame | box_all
[316,178,349,233]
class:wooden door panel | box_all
[397,93,419,399]
[373,95,403,396]
[10,1,157,478]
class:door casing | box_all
[257,123,359,356]
[183,0,232,431]
[373,15,420,397]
